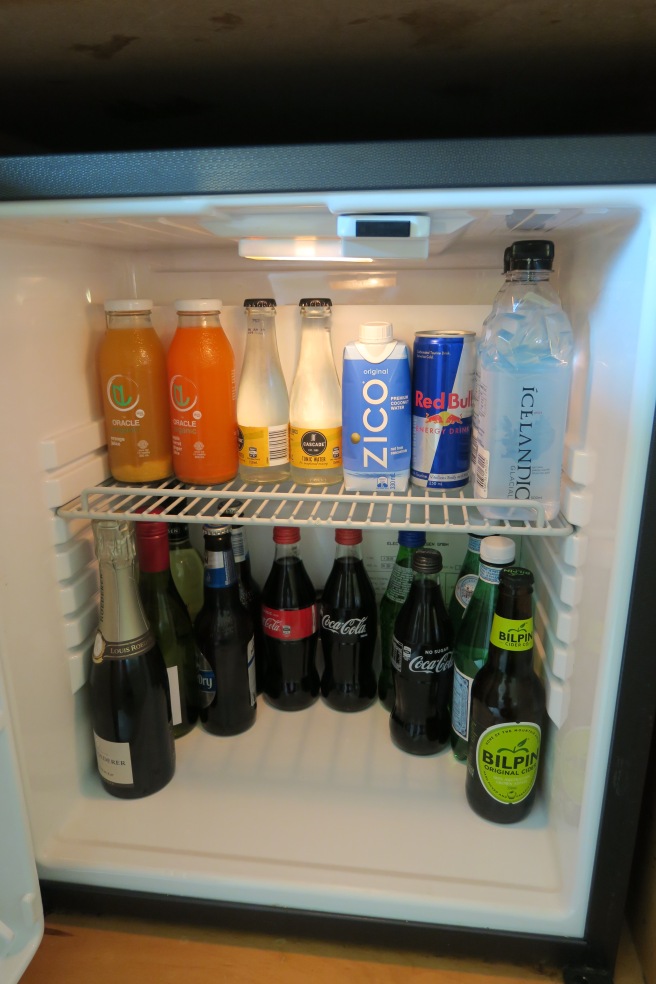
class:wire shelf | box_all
[57,477,574,536]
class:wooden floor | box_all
[20,914,645,984]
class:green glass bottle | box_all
[168,522,204,623]
[135,521,199,739]
[448,533,484,636]
[378,530,426,711]
[450,535,515,761]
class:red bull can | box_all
[411,330,476,489]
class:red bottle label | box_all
[262,604,317,641]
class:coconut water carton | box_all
[342,322,412,492]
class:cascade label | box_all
[290,426,342,469]
[476,722,541,804]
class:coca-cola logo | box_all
[263,615,291,636]
[408,651,453,674]
[321,614,368,636]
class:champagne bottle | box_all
[90,520,175,799]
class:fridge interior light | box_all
[238,238,374,262]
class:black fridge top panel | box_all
[0,134,654,202]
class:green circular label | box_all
[476,722,541,805]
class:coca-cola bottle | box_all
[320,528,378,712]
[261,527,319,710]
[390,548,454,755]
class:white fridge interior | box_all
[2,183,656,956]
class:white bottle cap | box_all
[104,299,153,312]
[359,321,393,343]
[175,299,222,313]
[480,535,515,565]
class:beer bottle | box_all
[194,525,257,736]
[465,567,545,823]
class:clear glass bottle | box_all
[237,299,290,484]
[167,522,204,623]
[90,520,175,798]
[289,298,342,487]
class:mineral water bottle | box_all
[471,240,574,521]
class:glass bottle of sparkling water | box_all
[450,535,515,762]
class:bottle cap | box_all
[244,298,276,308]
[202,524,232,538]
[299,297,332,308]
[398,530,426,548]
[221,501,246,527]
[273,526,301,544]
[359,321,393,344]
[412,547,443,574]
[335,528,362,545]
[175,299,222,313]
[104,299,153,313]
[167,522,189,542]
[509,240,554,272]
[500,567,534,589]
[480,535,515,565]
[135,520,168,539]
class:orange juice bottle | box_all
[167,299,238,485]
[99,299,173,483]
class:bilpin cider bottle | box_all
[289,298,342,486]
[237,299,290,484]
[167,299,238,485]
[98,299,172,483]
[90,520,175,798]
[466,567,546,823]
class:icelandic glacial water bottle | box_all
[470,240,574,521]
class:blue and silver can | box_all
[411,330,476,489]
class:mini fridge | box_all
[1,135,655,983]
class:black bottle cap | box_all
[221,501,246,525]
[244,298,276,307]
[411,547,443,574]
[499,567,534,589]
[167,522,189,542]
[509,240,554,272]
[299,297,332,307]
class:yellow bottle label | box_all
[489,615,534,651]
[290,426,342,469]
[238,424,289,468]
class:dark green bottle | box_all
[378,530,426,711]
[448,533,484,636]
[450,535,515,762]
[135,521,199,739]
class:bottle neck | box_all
[412,570,442,589]
[98,558,150,643]
[298,314,335,365]
[487,585,534,673]
[245,310,277,342]
[230,526,250,565]
[274,542,301,563]
[136,531,170,574]
[509,269,552,284]
[395,544,419,566]
[335,542,362,562]
[176,313,222,329]
[106,313,153,330]
[203,537,238,591]
[467,534,482,555]
[169,535,192,551]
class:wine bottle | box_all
[90,520,175,799]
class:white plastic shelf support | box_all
[57,478,575,537]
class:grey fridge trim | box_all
[0,134,653,200]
